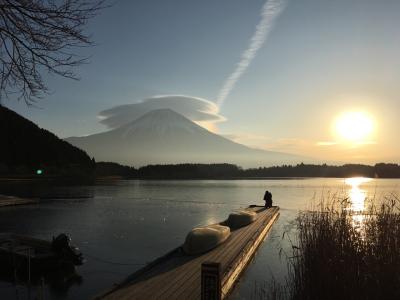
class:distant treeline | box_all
[95,162,400,179]
[0,105,95,181]
[96,162,138,178]
[241,163,400,178]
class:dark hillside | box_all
[0,105,95,179]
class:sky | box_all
[4,0,400,164]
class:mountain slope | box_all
[0,105,94,177]
[66,109,305,167]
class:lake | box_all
[0,178,399,299]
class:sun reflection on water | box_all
[345,177,372,212]
[344,177,372,231]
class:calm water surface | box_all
[0,178,399,299]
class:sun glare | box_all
[335,111,374,142]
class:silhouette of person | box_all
[263,190,273,208]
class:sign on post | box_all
[201,262,221,300]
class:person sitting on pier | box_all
[263,190,273,208]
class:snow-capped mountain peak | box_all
[65,109,305,167]
[118,108,206,138]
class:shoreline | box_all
[0,194,38,207]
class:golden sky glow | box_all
[334,111,374,143]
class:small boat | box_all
[182,208,262,255]
[227,210,258,229]
[183,224,231,255]
[0,233,84,276]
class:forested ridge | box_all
[96,162,400,179]
[0,105,95,179]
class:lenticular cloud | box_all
[98,95,226,129]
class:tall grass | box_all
[257,193,400,300]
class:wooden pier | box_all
[97,206,280,300]
[0,194,37,207]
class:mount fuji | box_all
[65,109,304,167]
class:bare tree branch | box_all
[0,0,106,104]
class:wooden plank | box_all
[0,195,37,207]
[169,208,277,300]
[160,209,272,299]
[221,210,279,298]
[97,206,279,300]
[179,209,278,300]
[173,210,275,300]
[164,213,261,299]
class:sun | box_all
[334,111,374,142]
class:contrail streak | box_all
[216,0,287,108]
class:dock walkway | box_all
[98,206,280,300]
[0,195,37,207]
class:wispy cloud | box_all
[316,141,339,146]
[222,132,271,147]
[265,138,311,153]
[216,0,287,108]
[316,141,377,147]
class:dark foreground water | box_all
[0,178,399,299]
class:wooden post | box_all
[28,247,31,299]
[201,262,221,300]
